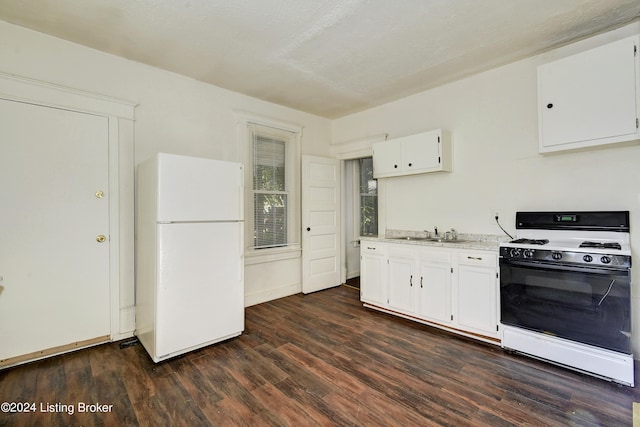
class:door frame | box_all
[330,134,388,285]
[0,72,136,344]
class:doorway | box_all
[343,157,378,290]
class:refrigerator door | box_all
[155,222,244,359]
[157,153,243,222]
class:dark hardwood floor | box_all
[1,285,639,426]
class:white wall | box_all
[0,21,332,320]
[332,22,640,355]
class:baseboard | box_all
[113,305,136,340]
[0,335,110,370]
[245,283,301,307]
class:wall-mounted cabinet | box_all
[360,239,500,344]
[372,129,451,178]
[538,35,639,153]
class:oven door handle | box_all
[500,259,630,275]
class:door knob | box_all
[306,227,311,231]
[96,235,107,243]
[95,190,104,198]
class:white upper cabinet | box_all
[372,129,451,178]
[538,35,639,153]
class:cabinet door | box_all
[455,253,498,338]
[387,247,416,314]
[360,244,386,306]
[372,139,402,177]
[402,130,441,173]
[538,35,639,151]
[417,258,452,325]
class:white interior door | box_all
[302,155,341,294]
[0,98,111,363]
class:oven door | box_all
[500,259,631,354]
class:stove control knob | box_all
[523,249,534,258]
[552,251,562,260]
[600,256,611,264]
[583,255,593,263]
[509,248,521,258]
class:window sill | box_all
[245,245,301,265]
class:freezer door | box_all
[155,222,244,358]
[157,153,243,222]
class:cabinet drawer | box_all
[457,251,497,267]
[418,247,452,263]
[361,241,385,254]
[387,244,415,258]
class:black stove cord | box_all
[495,215,514,240]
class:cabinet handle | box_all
[408,162,412,167]
[467,256,483,260]
[547,103,553,109]
[367,246,376,250]
[410,275,413,286]
[420,276,423,288]
[394,164,398,168]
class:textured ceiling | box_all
[1,0,639,118]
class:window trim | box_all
[235,111,302,261]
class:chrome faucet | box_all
[423,227,440,239]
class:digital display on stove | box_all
[555,214,577,222]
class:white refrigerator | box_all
[136,153,244,362]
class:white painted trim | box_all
[0,71,136,119]
[234,109,303,134]
[339,160,347,285]
[245,247,302,265]
[115,306,136,340]
[330,133,388,160]
[235,111,303,263]
[0,72,136,349]
[117,119,136,338]
[108,117,121,341]
[245,283,301,307]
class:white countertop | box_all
[361,230,506,252]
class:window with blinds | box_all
[253,132,288,248]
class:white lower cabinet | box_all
[387,245,416,314]
[360,240,500,344]
[454,251,499,339]
[360,242,387,307]
[416,248,453,325]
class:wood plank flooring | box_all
[1,285,639,426]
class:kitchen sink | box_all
[389,236,469,243]
[427,238,470,243]
[389,236,432,241]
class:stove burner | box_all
[510,238,549,245]
[579,241,622,250]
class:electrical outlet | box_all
[492,210,501,223]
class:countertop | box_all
[361,230,507,252]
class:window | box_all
[253,134,287,248]
[358,157,378,236]
[240,118,301,256]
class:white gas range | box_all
[499,211,633,386]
